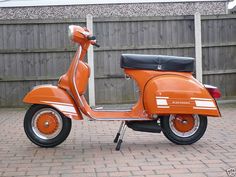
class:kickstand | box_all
[115,123,127,151]
[113,121,125,143]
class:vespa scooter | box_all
[23,25,221,150]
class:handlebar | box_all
[87,35,96,40]
[87,35,100,48]
[93,43,100,47]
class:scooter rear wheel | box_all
[24,104,71,147]
[161,114,207,145]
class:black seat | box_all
[120,54,194,72]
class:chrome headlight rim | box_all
[68,25,75,40]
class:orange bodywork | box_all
[23,25,221,120]
[142,72,220,117]
[125,69,220,117]
[23,85,83,120]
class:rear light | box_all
[204,84,221,99]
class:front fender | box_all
[23,85,83,120]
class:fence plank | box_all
[0,15,236,107]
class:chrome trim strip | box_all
[73,46,85,108]
[191,97,213,101]
[156,96,169,99]
[193,107,217,110]
[92,109,132,112]
[93,118,149,121]
[204,84,217,89]
[41,101,73,106]
[62,111,78,116]
[158,106,170,108]
[72,47,93,118]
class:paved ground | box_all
[0,103,236,177]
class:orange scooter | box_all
[23,25,221,150]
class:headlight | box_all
[68,25,75,40]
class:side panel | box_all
[143,75,221,117]
[75,61,90,95]
[23,85,83,120]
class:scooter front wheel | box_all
[161,114,207,145]
[24,104,71,147]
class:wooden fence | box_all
[0,15,236,107]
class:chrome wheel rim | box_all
[169,114,200,138]
[31,108,63,140]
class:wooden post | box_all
[194,12,203,83]
[86,14,95,107]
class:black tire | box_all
[161,115,207,145]
[24,104,72,148]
